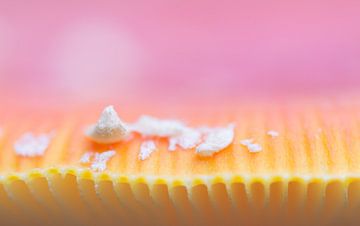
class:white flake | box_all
[247,143,262,153]
[129,114,237,155]
[139,140,157,160]
[129,115,186,137]
[240,138,263,153]
[92,150,116,171]
[267,130,279,137]
[86,105,128,144]
[80,150,116,171]
[168,128,201,151]
[14,132,53,157]
[79,152,92,163]
[195,124,235,157]
[130,115,204,152]
[95,150,116,162]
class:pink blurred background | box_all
[0,0,360,104]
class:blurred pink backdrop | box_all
[0,0,360,104]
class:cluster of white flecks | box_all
[79,150,116,171]
[239,130,280,153]
[11,106,280,170]
[85,106,280,159]
[128,114,235,158]
[14,132,54,157]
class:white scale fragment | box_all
[80,150,116,172]
[195,124,235,157]
[168,128,202,151]
[86,105,128,144]
[139,140,157,160]
[14,132,53,157]
[79,152,92,163]
[267,130,279,137]
[246,143,262,153]
[240,138,262,153]
[130,115,203,151]
[91,150,116,171]
[129,115,185,137]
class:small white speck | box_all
[240,138,262,153]
[247,143,262,153]
[14,132,53,157]
[267,130,279,137]
[139,140,157,160]
[196,124,235,157]
[86,105,128,144]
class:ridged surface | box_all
[0,169,360,226]
[1,101,359,177]
[0,100,360,225]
